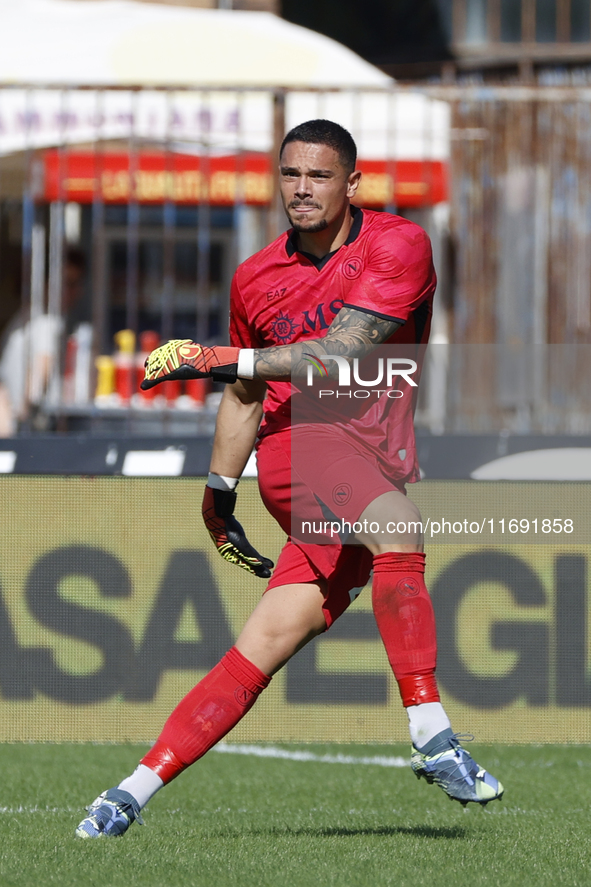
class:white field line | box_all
[213,744,408,768]
[0,805,79,814]
[0,748,408,815]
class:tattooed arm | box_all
[141,308,401,389]
[251,307,401,382]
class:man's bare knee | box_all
[235,582,327,675]
[355,490,423,553]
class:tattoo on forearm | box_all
[252,307,401,382]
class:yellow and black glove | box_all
[141,340,241,389]
[202,485,274,579]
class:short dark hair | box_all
[280,119,357,174]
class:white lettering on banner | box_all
[0,90,273,156]
[0,89,450,159]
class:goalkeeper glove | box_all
[202,483,274,579]
[141,340,244,389]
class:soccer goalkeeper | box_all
[76,120,503,839]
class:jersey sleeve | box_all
[343,221,436,323]
[229,271,260,348]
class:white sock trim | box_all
[237,348,255,379]
[406,702,452,749]
[207,472,239,491]
[118,764,164,810]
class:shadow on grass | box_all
[281,825,467,840]
[203,824,467,841]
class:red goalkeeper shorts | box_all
[256,427,405,627]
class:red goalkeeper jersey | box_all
[229,207,436,485]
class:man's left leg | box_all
[75,581,327,837]
[356,491,503,806]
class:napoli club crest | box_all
[332,483,353,506]
[396,577,420,596]
[342,257,363,280]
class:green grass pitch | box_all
[1,742,590,887]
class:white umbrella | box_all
[0,0,448,161]
[0,0,392,88]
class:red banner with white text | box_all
[41,151,448,208]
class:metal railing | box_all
[0,84,447,436]
[1,81,590,437]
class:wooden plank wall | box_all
[447,89,591,346]
[427,86,591,432]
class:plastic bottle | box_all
[95,355,116,406]
[185,377,210,407]
[73,323,93,405]
[164,375,182,406]
[62,323,93,406]
[62,334,77,405]
[113,329,136,405]
[137,330,160,405]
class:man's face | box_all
[279,141,360,233]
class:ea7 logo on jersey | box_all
[342,257,363,280]
[266,287,287,302]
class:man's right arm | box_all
[210,378,266,480]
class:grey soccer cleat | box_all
[411,729,504,806]
[75,788,143,838]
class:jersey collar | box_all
[285,205,363,269]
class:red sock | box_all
[140,646,271,783]
[372,552,440,707]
